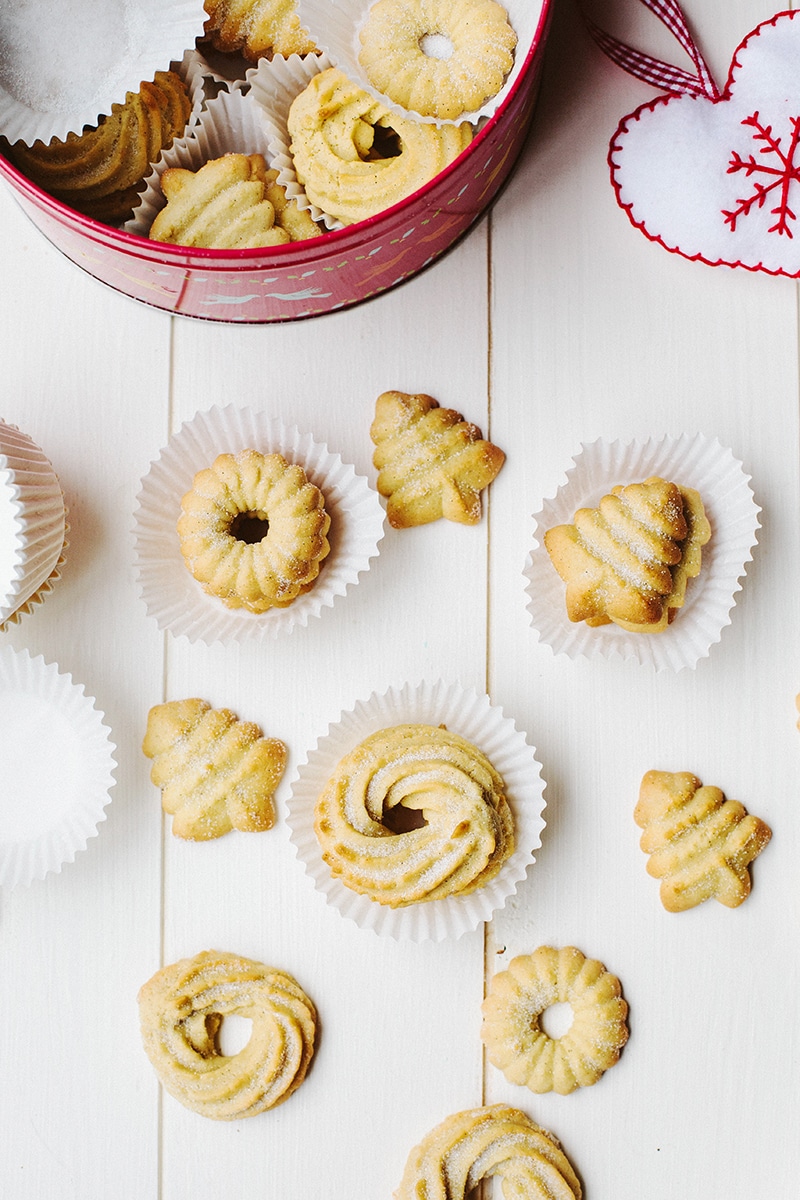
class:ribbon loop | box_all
[583,0,720,101]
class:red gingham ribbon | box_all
[582,0,721,101]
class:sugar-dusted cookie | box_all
[149,154,320,249]
[6,71,191,225]
[143,698,286,840]
[138,950,317,1120]
[203,0,316,61]
[287,68,472,226]
[396,1104,582,1200]
[635,769,771,911]
[370,390,505,527]
[314,722,514,906]
[544,476,711,632]
[358,0,517,120]
[481,945,628,1095]
[177,448,331,612]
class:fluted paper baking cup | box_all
[126,85,276,237]
[0,647,116,888]
[524,434,761,671]
[133,404,385,645]
[246,51,341,231]
[286,680,547,942]
[296,0,543,126]
[0,1,206,144]
[0,421,66,629]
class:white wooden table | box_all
[2,2,798,1196]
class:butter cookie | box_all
[314,722,514,907]
[287,68,472,225]
[396,1104,582,1200]
[143,698,286,840]
[481,945,629,1095]
[203,0,316,61]
[544,476,711,631]
[358,0,517,120]
[635,770,771,911]
[370,390,505,527]
[138,950,316,1120]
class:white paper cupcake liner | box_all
[0,647,116,888]
[286,680,547,942]
[0,421,67,628]
[0,1,206,144]
[246,51,342,231]
[524,434,761,672]
[133,404,385,645]
[297,0,543,126]
[126,86,283,238]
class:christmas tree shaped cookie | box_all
[143,698,286,840]
[544,476,711,632]
[635,770,771,911]
[370,390,505,527]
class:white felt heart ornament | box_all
[609,9,800,276]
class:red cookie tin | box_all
[0,3,552,324]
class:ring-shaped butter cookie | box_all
[177,448,331,612]
[481,945,629,1094]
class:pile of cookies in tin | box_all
[0,0,526,242]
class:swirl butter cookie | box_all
[287,67,472,225]
[6,71,191,224]
[138,950,317,1120]
[314,722,514,907]
[396,1104,582,1200]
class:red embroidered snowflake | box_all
[723,111,800,237]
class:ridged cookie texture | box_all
[314,722,514,907]
[7,71,191,224]
[395,1104,582,1200]
[138,950,317,1120]
[203,0,316,60]
[635,770,772,911]
[143,698,286,840]
[151,154,290,249]
[358,0,518,120]
[177,449,331,613]
[481,945,629,1095]
[544,476,711,632]
[370,390,505,527]
[287,68,472,226]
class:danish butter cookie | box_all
[177,448,331,613]
[287,67,472,225]
[6,71,191,225]
[635,770,772,911]
[396,1104,582,1200]
[138,950,317,1120]
[544,476,711,632]
[358,0,517,120]
[481,946,629,1095]
[143,698,286,840]
[203,0,316,60]
[314,722,514,908]
[150,154,319,248]
[370,390,505,527]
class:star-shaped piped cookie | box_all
[369,390,505,527]
[544,476,711,632]
[635,770,771,911]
